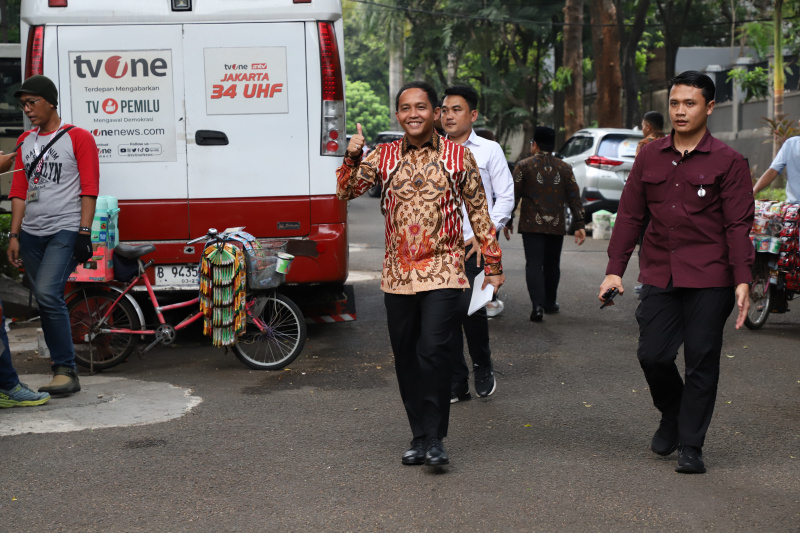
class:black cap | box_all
[533,126,555,148]
[14,75,58,107]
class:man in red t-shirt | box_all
[4,75,99,396]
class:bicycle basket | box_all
[245,240,288,289]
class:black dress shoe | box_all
[544,303,560,314]
[651,419,679,456]
[530,306,544,322]
[424,438,449,466]
[402,437,427,465]
[675,444,706,474]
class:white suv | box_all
[556,128,642,233]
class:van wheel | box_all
[565,206,576,235]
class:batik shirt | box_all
[511,150,585,236]
[336,133,502,295]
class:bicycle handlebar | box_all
[187,228,219,245]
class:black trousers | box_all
[635,283,735,448]
[384,289,462,440]
[522,232,563,310]
[449,243,492,387]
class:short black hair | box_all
[668,70,715,104]
[395,81,438,111]
[443,85,479,112]
[643,111,664,131]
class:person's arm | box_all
[336,123,381,200]
[460,149,504,292]
[7,198,26,267]
[752,168,779,196]
[564,166,586,232]
[0,151,16,173]
[503,161,525,240]
[487,143,515,232]
[720,157,756,328]
[601,155,648,299]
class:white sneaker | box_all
[485,299,504,317]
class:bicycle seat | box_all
[114,243,156,259]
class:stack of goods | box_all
[69,195,120,282]
[199,242,247,346]
[751,200,800,291]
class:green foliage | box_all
[636,29,664,74]
[343,2,390,107]
[761,116,800,145]
[0,215,20,279]
[550,67,573,92]
[739,22,773,61]
[345,77,391,136]
[755,186,787,202]
[727,67,770,101]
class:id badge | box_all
[26,189,39,202]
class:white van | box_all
[19,0,350,308]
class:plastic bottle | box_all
[91,196,109,244]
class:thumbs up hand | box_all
[347,123,366,157]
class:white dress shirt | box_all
[458,129,515,241]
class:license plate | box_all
[155,264,199,286]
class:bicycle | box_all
[66,228,307,371]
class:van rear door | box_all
[182,23,311,238]
[55,25,189,240]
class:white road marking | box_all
[0,374,202,436]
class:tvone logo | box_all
[105,56,128,79]
[224,64,249,70]
[73,54,168,79]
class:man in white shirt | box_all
[753,118,800,201]
[441,85,515,402]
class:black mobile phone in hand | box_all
[600,287,619,309]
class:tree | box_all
[654,0,694,81]
[345,78,391,136]
[614,0,651,128]
[591,0,623,127]
[563,0,585,136]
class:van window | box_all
[597,135,641,159]
[559,136,593,158]
[0,55,22,133]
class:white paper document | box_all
[468,271,495,316]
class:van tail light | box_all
[25,26,45,79]
[585,155,623,171]
[49,0,68,6]
[318,21,345,156]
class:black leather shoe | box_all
[544,303,560,314]
[402,437,427,465]
[675,445,706,474]
[651,419,679,456]
[424,438,449,466]
[530,306,544,322]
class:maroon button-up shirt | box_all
[607,129,755,289]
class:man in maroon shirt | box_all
[599,71,755,474]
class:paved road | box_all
[2,194,799,531]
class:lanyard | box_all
[31,120,65,177]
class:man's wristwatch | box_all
[79,226,91,233]
[8,232,19,239]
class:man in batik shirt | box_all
[336,81,504,468]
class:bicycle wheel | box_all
[745,257,772,330]
[233,292,307,370]
[68,288,141,370]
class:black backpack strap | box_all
[25,126,75,180]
